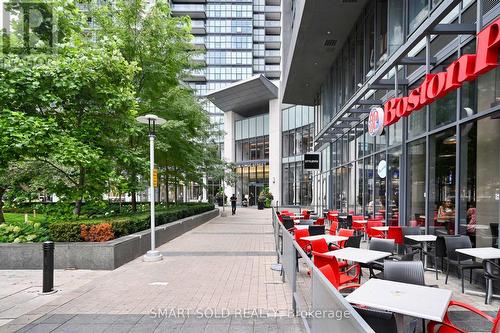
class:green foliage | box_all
[0,0,224,223]
[0,216,49,243]
[49,203,214,241]
[258,187,274,208]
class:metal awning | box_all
[206,75,278,117]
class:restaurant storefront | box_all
[303,0,500,248]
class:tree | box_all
[0,111,61,223]
[92,0,217,206]
[0,40,138,216]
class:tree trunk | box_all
[73,166,85,216]
[131,189,137,212]
[0,187,6,224]
[74,199,83,216]
[174,167,178,203]
[165,167,169,204]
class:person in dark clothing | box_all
[230,194,237,215]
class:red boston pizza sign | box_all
[383,17,500,127]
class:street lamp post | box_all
[136,114,166,262]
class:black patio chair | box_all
[354,306,416,333]
[401,227,424,260]
[484,260,500,304]
[308,225,325,236]
[444,236,483,293]
[490,223,499,248]
[344,234,363,249]
[361,238,395,278]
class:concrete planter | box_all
[0,209,219,270]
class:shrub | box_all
[48,222,82,242]
[0,219,49,243]
[48,203,215,242]
[81,223,115,242]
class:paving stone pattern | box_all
[1,208,304,333]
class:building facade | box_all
[282,0,500,248]
[171,0,284,202]
[171,0,281,131]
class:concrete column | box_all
[223,111,242,199]
[268,98,281,206]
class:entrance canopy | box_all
[206,75,278,117]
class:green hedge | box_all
[48,203,215,242]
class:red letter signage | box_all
[381,17,500,128]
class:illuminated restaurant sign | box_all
[383,17,500,127]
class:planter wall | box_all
[0,209,219,270]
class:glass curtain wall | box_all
[282,106,315,206]
[234,114,270,205]
[459,112,500,248]
[315,0,500,249]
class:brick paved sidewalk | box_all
[2,208,304,333]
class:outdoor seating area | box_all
[274,208,500,333]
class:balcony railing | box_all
[191,20,206,34]
[265,50,280,57]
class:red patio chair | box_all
[337,228,355,248]
[310,238,329,253]
[387,226,404,246]
[366,220,385,239]
[314,217,325,226]
[294,229,311,254]
[427,300,500,333]
[351,215,365,235]
[302,210,310,220]
[329,221,339,235]
[313,252,360,287]
[327,211,338,222]
[318,264,360,292]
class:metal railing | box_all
[271,208,374,333]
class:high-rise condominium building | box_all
[171,0,281,133]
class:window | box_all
[387,147,401,226]
[430,57,456,129]
[409,0,429,34]
[407,139,426,227]
[459,113,500,248]
[376,0,388,67]
[428,128,456,235]
[387,0,404,55]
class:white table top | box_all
[294,225,309,230]
[371,226,389,231]
[352,220,368,224]
[324,247,392,264]
[456,247,500,260]
[345,279,452,322]
[300,235,349,243]
[405,235,437,242]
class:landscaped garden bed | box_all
[0,202,214,243]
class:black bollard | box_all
[42,241,54,293]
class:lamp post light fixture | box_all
[136,114,167,262]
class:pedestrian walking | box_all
[230,194,237,215]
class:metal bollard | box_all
[42,241,54,293]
